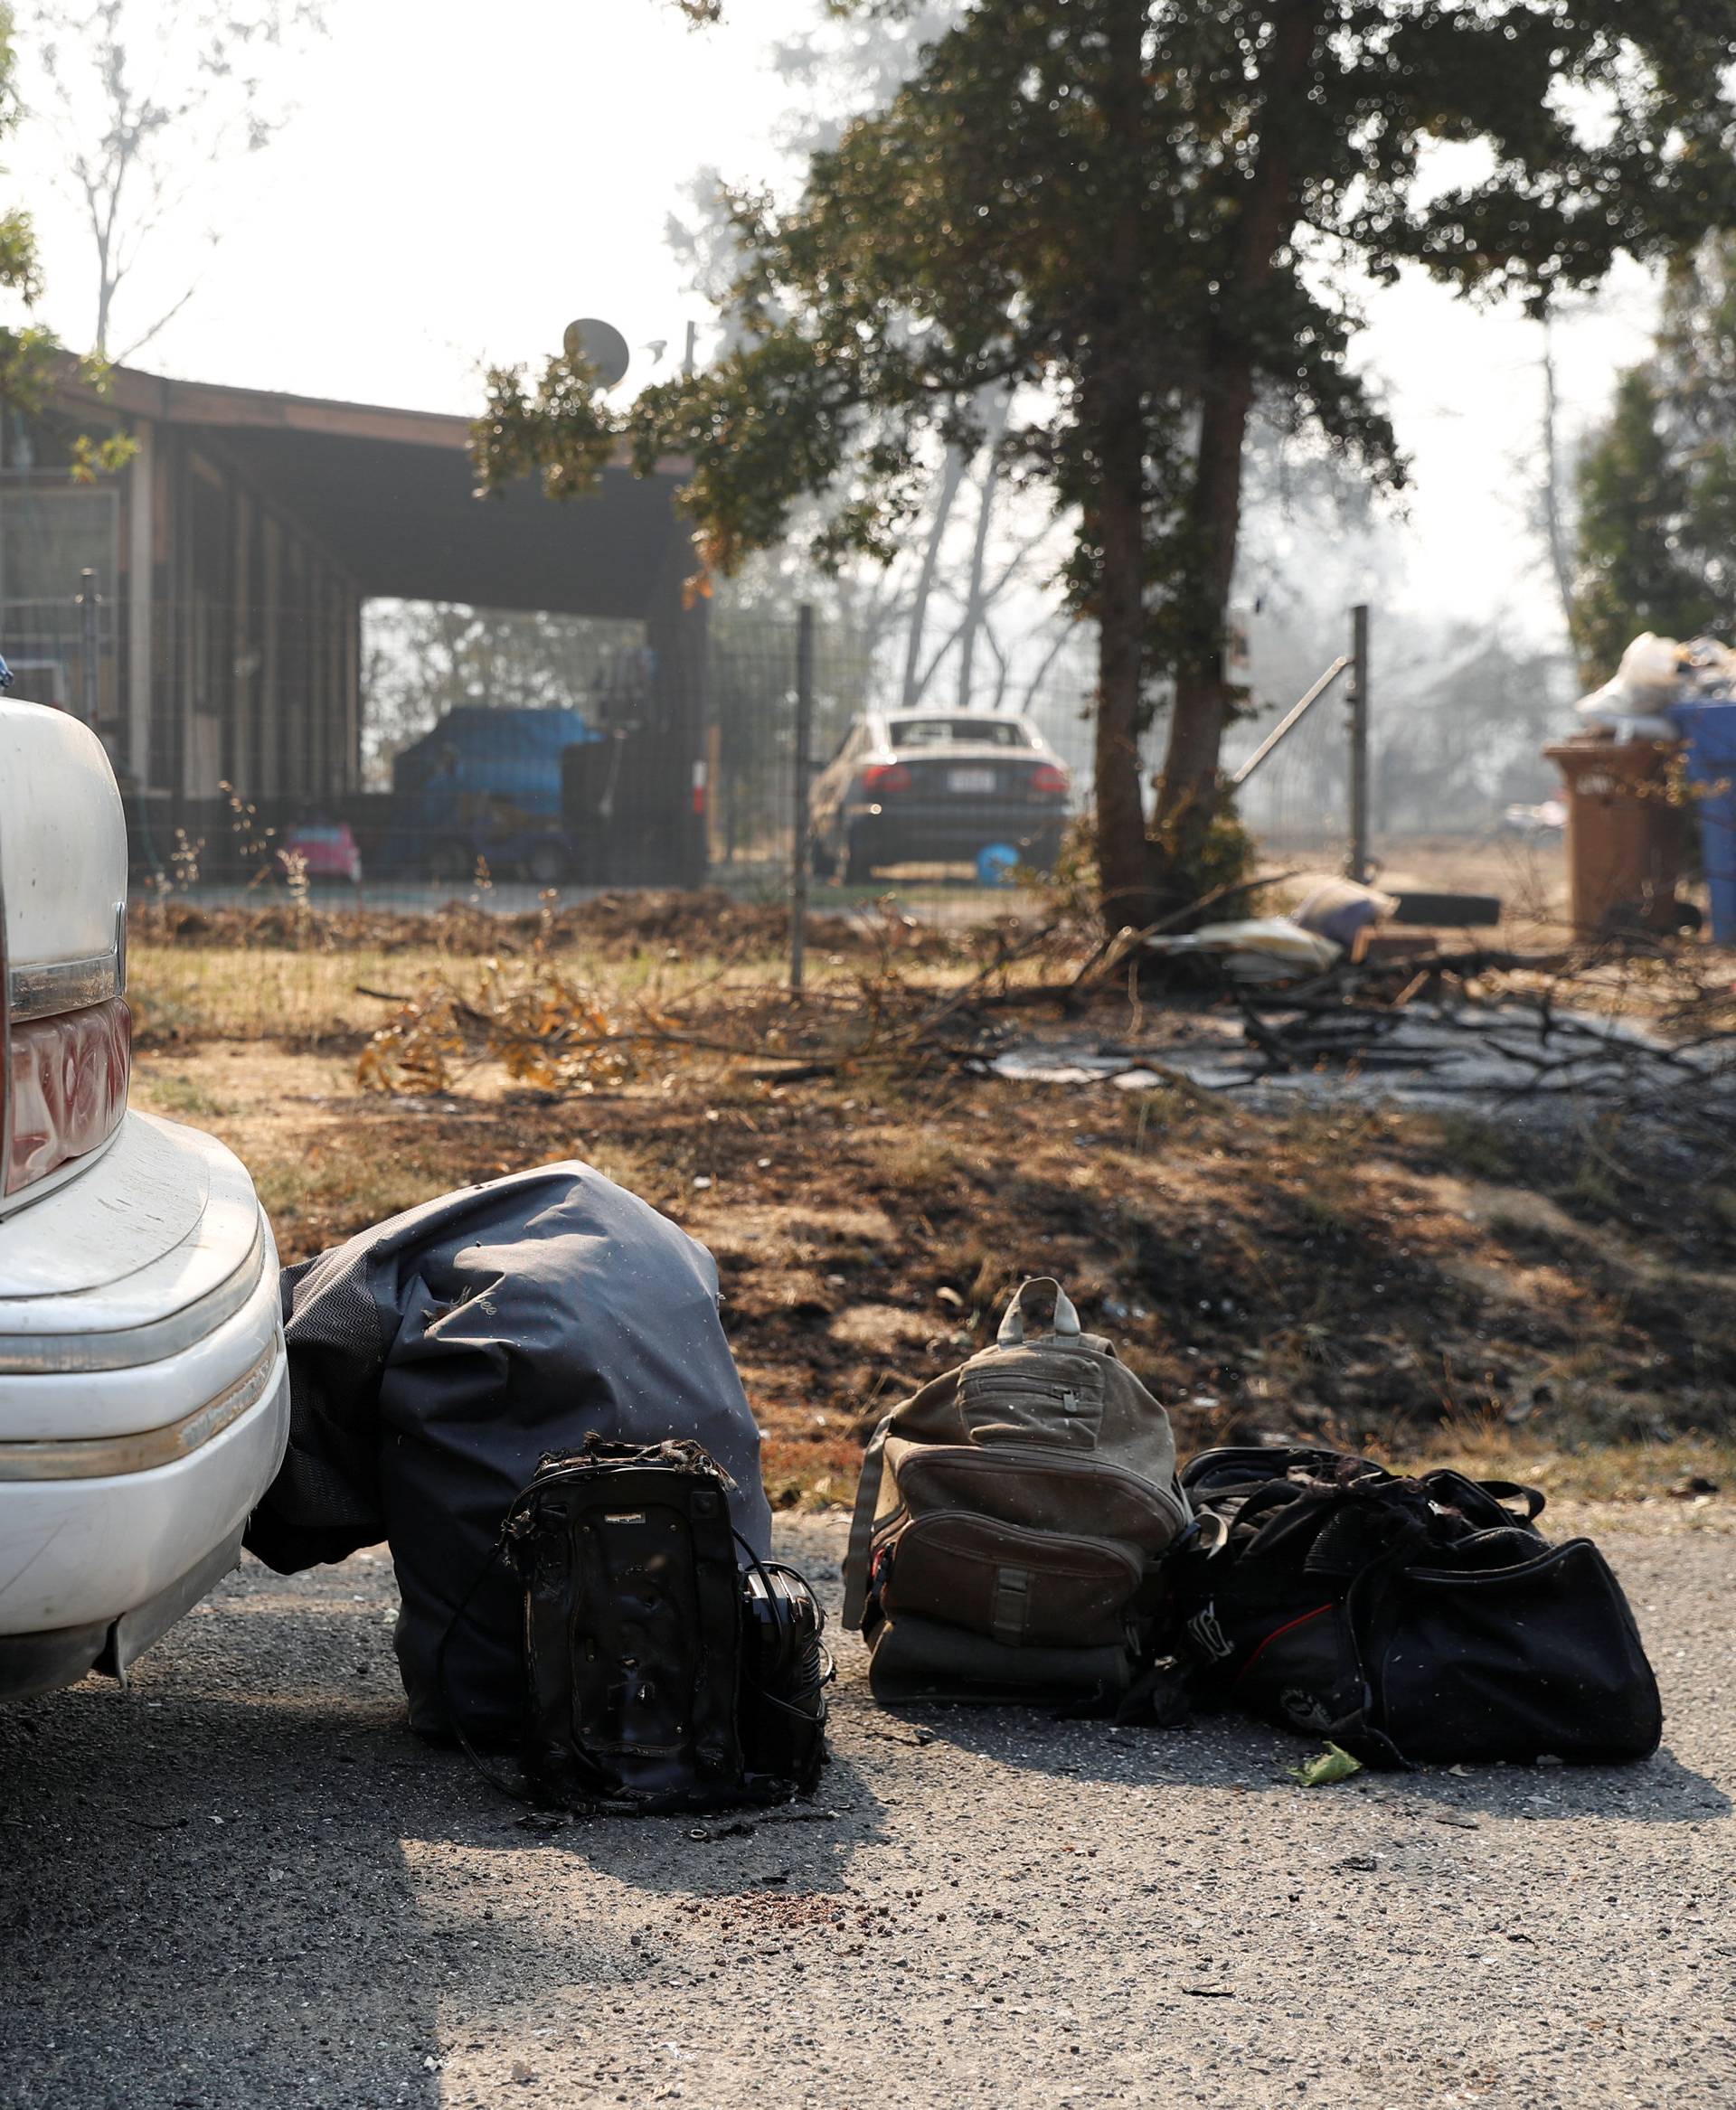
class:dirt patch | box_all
[129,1013,1736,1507]
[827,1302,946,1352]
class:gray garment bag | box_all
[245,1162,771,1739]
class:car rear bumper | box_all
[0,1355,288,1698]
[850,802,1067,860]
[0,1111,288,1694]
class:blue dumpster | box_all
[1668,701,1736,943]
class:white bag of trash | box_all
[1573,632,1736,736]
[1575,632,1684,736]
[1143,916,1341,984]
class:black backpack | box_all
[442,1438,830,1813]
[1173,1446,1662,1767]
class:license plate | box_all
[947,766,996,794]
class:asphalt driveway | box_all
[1,1512,1731,2110]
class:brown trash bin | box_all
[1543,737,1685,937]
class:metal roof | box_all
[77,364,688,621]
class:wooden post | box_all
[1347,602,1370,882]
[790,603,815,995]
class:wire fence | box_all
[1,581,1547,934]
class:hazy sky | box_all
[9,0,1662,648]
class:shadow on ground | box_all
[0,1552,888,2110]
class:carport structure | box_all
[21,362,707,879]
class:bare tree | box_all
[22,0,325,359]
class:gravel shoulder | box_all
[2,1511,1731,2110]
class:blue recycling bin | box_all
[1668,701,1736,943]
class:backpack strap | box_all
[841,1411,893,1632]
[434,1532,537,1805]
[996,1276,1082,1347]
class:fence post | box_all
[790,603,815,995]
[1346,602,1370,881]
[77,568,100,728]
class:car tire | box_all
[524,839,569,887]
[844,834,875,885]
[428,838,473,882]
[1028,829,1064,876]
[809,837,835,881]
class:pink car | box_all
[278,821,363,886]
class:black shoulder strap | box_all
[433,1535,537,1805]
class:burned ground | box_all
[126,902,1736,1507]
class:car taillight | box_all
[1030,762,1070,796]
[861,763,912,796]
[5,998,131,1195]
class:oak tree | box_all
[476,0,1736,923]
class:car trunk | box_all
[889,751,1063,802]
[0,700,273,1419]
[0,703,288,1682]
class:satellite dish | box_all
[562,317,631,388]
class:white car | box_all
[0,700,288,1700]
[807,711,1071,883]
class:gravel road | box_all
[2,1511,1731,2110]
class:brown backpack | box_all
[842,1278,1191,1703]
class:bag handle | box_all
[1420,1469,1547,1525]
[1475,1477,1547,1522]
[841,1412,893,1631]
[996,1276,1081,1347]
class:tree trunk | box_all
[956,388,1012,711]
[1086,0,1158,931]
[1538,310,1579,645]
[1153,0,1326,890]
[1091,419,1157,928]
[901,446,967,706]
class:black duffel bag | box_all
[1173,1446,1662,1767]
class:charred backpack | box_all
[442,1437,830,1813]
[842,1279,1192,1706]
[1174,1446,1662,1767]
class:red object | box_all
[6,996,131,1194]
[861,762,912,796]
[1029,762,1070,796]
[1232,1603,1333,1685]
[278,822,363,885]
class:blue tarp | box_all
[392,706,600,824]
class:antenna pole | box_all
[790,603,814,996]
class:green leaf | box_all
[1288,1743,1364,1788]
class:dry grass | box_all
[125,895,1736,1512]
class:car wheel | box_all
[427,838,473,882]
[524,839,569,886]
[844,834,875,886]
[1028,829,1064,876]
[808,837,835,881]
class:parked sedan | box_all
[809,711,1071,883]
[0,700,288,1701]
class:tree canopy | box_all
[1572,242,1736,683]
[476,0,1736,921]
[0,3,129,476]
